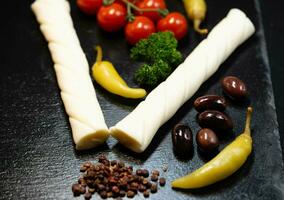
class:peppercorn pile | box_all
[72,155,166,199]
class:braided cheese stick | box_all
[31,0,109,150]
[110,9,255,153]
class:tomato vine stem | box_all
[121,0,168,17]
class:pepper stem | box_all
[95,45,103,63]
[244,107,253,136]
[193,19,208,35]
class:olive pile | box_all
[195,95,231,153]
[172,76,248,155]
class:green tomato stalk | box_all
[120,0,169,21]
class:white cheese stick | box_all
[110,9,255,153]
[31,0,109,150]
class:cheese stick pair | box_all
[110,9,255,153]
[32,1,255,153]
[31,0,109,150]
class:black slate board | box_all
[0,0,284,199]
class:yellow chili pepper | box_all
[184,0,208,35]
[172,107,253,189]
[92,46,146,99]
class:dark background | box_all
[260,0,284,159]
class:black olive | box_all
[198,110,233,131]
[196,128,219,152]
[194,95,226,112]
[221,76,248,99]
[172,124,193,157]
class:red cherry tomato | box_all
[125,16,156,45]
[157,12,188,40]
[135,0,166,22]
[97,3,127,32]
[77,0,102,15]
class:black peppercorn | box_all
[151,175,158,182]
[72,184,84,196]
[152,170,159,176]
[100,191,107,199]
[84,192,92,200]
[127,190,135,198]
[150,184,158,193]
[159,177,166,186]
[143,190,150,198]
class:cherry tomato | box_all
[157,12,188,40]
[77,0,102,15]
[135,0,166,22]
[125,16,156,45]
[97,3,127,32]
